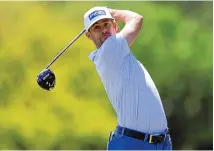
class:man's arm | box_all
[109,8,143,47]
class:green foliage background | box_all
[0,1,212,150]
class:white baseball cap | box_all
[84,6,114,31]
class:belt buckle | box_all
[149,135,153,144]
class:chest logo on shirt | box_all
[89,10,106,20]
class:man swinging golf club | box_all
[84,6,172,150]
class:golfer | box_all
[84,6,172,150]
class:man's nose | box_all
[101,26,108,33]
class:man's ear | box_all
[86,32,92,40]
[113,22,121,33]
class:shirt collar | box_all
[88,49,98,61]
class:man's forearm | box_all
[108,8,142,24]
[108,8,143,47]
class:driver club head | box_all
[37,68,56,91]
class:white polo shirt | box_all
[89,33,167,134]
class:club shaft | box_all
[46,28,86,69]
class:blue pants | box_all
[107,128,172,150]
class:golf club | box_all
[37,28,86,91]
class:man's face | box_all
[86,18,118,48]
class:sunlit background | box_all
[0,1,212,150]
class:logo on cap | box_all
[89,10,106,20]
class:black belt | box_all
[115,126,169,144]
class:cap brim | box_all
[86,16,115,31]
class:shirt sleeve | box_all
[96,32,131,72]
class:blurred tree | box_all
[0,1,212,150]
